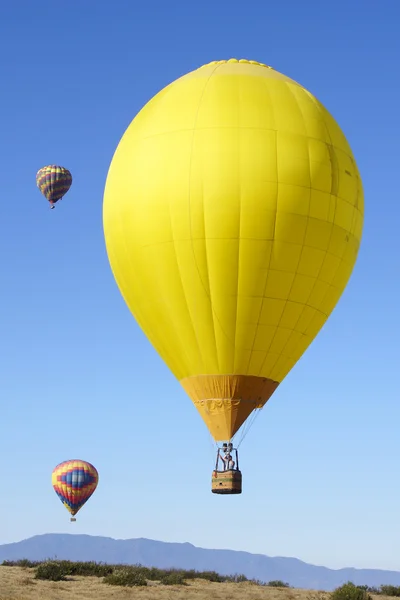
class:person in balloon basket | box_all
[219,450,235,470]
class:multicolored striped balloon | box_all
[36,165,72,209]
[52,460,98,520]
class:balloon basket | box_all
[70,517,76,522]
[211,469,242,494]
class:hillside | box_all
[1,534,400,591]
[0,565,331,600]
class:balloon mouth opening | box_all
[198,59,274,70]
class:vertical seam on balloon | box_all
[300,93,340,310]
[243,78,278,377]
[267,90,341,380]
[285,93,342,344]
[186,74,218,375]
[187,76,218,375]
[186,64,227,376]
[165,172,205,378]
[257,83,313,379]
[233,119,244,376]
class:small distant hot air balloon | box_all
[36,165,72,209]
[52,460,98,522]
[103,58,364,495]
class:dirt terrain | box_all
[0,566,334,600]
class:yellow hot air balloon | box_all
[103,59,364,494]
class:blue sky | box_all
[0,0,399,573]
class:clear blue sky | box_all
[0,0,399,573]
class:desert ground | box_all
[0,566,389,600]
[0,565,329,600]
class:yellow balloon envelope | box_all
[103,59,364,443]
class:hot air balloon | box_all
[52,460,98,521]
[36,165,72,209]
[103,59,364,494]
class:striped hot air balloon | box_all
[36,165,72,209]
[52,460,98,521]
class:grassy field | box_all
[0,561,394,600]
[0,565,334,600]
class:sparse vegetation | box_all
[356,586,381,595]
[2,558,39,568]
[268,580,291,588]
[103,566,148,587]
[332,582,373,600]
[380,587,400,597]
[159,570,188,585]
[0,563,327,599]
[34,561,68,581]
[1,559,399,599]
[0,558,258,587]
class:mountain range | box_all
[0,534,399,591]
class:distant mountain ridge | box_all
[0,534,399,591]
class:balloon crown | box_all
[198,58,274,70]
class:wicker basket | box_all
[211,469,242,494]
